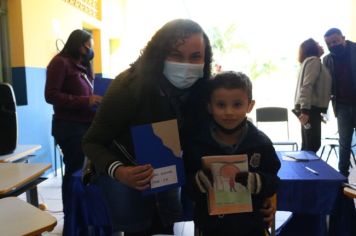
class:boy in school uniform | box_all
[184,71,281,236]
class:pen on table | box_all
[305,166,319,175]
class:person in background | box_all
[294,38,332,153]
[323,28,356,177]
[45,29,102,233]
[183,71,280,236]
[82,19,275,235]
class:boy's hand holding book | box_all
[235,172,262,194]
[195,169,213,193]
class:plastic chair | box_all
[266,194,294,236]
[256,107,298,151]
[320,136,356,167]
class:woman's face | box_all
[166,33,205,64]
[80,38,94,55]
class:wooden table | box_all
[0,197,57,236]
[0,163,51,206]
[0,144,41,163]
[344,187,356,198]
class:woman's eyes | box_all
[167,52,203,62]
[168,52,182,59]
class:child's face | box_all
[208,88,255,131]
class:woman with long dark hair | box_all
[83,19,212,235]
[45,29,102,230]
[83,19,276,235]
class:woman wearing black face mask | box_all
[45,29,102,234]
[82,45,95,66]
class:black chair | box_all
[0,82,17,155]
[256,107,298,151]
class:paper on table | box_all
[283,151,319,161]
[282,156,298,161]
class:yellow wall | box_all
[8,0,103,74]
[7,0,356,76]
[7,0,24,67]
[351,0,356,40]
[91,29,102,74]
[100,0,127,77]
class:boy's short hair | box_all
[324,28,343,37]
[206,71,253,102]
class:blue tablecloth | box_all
[276,151,356,236]
[65,152,356,236]
[64,171,112,236]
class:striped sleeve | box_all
[108,161,124,179]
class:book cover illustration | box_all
[131,119,185,195]
[202,154,252,215]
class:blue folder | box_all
[130,119,185,195]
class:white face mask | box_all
[163,61,204,89]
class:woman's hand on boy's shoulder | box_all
[114,164,154,191]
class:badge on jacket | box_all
[250,153,261,168]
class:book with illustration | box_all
[131,119,185,195]
[201,154,252,215]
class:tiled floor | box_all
[21,151,356,236]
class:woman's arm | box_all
[82,73,137,174]
[298,57,321,112]
[45,56,91,109]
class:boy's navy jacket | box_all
[183,120,281,234]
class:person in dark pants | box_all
[45,29,102,233]
[184,71,281,236]
[294,38,332,153]
[323,28,356,177]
